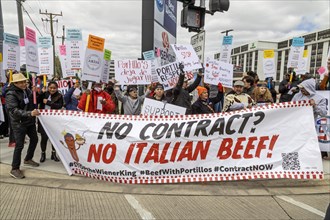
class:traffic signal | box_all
[209,0,230,13]
[181,5,205,32]
[177,0,195,7]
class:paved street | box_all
[0,137,329,220]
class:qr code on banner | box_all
[282,152,301,170]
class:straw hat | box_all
[11,73,28,83]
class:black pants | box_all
[12,124,38,170]
[39,124,55,152]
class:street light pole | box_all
[221,29,234,36]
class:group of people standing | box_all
[0,58,329,179]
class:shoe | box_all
[8,142,16,147]
[40,152,46,163]
[0,135,3,139]
[24,159,39,167]
[51,151,60,162]
[10,169,25,179]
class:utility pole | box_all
[39,9,62,78]
[57,25,65,45]
[16,0,25,38]
[221,29,234,36]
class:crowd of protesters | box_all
[0,58,329,179]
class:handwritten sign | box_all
[204,57,221,85]
[155,61,181,90]
[171,44,202,71]
[141,98,186,116]
[114,60,152,85]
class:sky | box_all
[1,0,330,60]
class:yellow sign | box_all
[87,35,105,52]
[303,50,308,58]
[263,50,274,59]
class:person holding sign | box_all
[150,83,167,103]
[279,70,299,103]
[171,63,202,115]
[222,80,255,112]
[5,73,40,179]
[114,84,150,115]
[192,84,224,114]
[78,82,115,114]
[38,81,64,163]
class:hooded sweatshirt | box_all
[292,78,327,120]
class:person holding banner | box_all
[171,64,202,115]
[78,82,115,114]
[279,70,299,103]
[222,80,255,112]
[252,81,274,106]
[192,84,224,114]
[38,81,64,163]
[5,73,40,179]
[64,81,81,111]
[114,84,150,115]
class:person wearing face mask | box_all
[78,82,115,114]
[37,81,64,163]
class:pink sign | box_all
[25,27,36,43]
[20,38,25,46]
[318,66,326,75]
[59,45,66,56]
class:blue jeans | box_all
[11,124,38,170]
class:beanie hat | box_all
[127,85,138,92]
[196,86,207,96]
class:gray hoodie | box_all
[292,78,327,120]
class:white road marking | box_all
[124,194,155,220]
[276,195,325,217]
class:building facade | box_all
[214,28,330,82]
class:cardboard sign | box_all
[171,44,202,72]
[114,60,152,85]
[141,98,186,116]
[204,57,221,85]
[155,61,181,90]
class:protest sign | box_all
[82,35,105,82]
[38,36,54,77]
[59,45,76,78]
[295,50,308,75]
[66,29,83,70]
[38,102,323,184]
[101,49,111,83]
[316,91,330,152]
[155,61,180,90]
[219,35,233,63]
[191,31,205,63]
[141,98,186,116]
[56,79,71,95]
[143,50,159,83]
[114,60,152,85]
[263,50,276,79]
[171,44,202,71]
[3,33,20,71]
[19,38,26,66]
[204,57,221,85]
[287,37,304,69]
[25,27,39,74]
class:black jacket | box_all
[279,79,299,102]
[171,73,202,114]
[38,91,63,110]
[192,91,223,114]
[5,84,36,129]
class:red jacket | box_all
[78,90,115,114]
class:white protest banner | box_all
[114,60,152,85]
[101,49,111,83]
[287,37,304,69]
[263,50,276,79]
[143,50,159,83]
[171,44,202,72]
[3,33,20,71]
[191,31,205,63]
[141,98,186,116]
[0,53,5,83]
[19,38,26,66]
[82,35,105,82]
[66,29,83,70]
[316,91,330,152]
[218,61,234,88]
[204,57,221,85]
[155,61,180,90]
[59,45,76,78]
[295,50,308,75]
[219,35,233,63]
[38,36,54,77]
[38,102,323,184]
[25,27,39,74]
